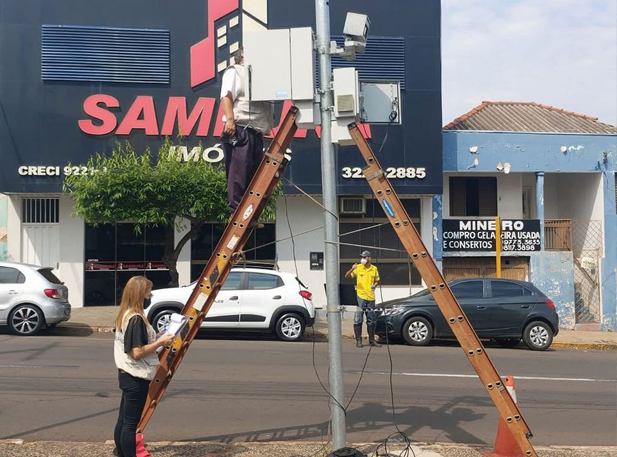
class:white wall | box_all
[57,195,85,308]
[276,196,327,307]
[276,195,430,309]
[497,173,523,218]
[544,173,604,221]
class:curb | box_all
[4,439,617,453]
[53,324,617,349]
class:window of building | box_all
[22,198,59,224]
[84,223,169,306]
[339,198,422,286]
[450,281,484,299]
[191,223,276,281]
[449,177,497,217]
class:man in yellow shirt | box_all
[345,250,381,348]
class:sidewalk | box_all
[56,307,617,350]
[0,439,614,457]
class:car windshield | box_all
[37,268,63,285]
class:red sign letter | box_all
[116,96,159,136]
[78,94,120,135]
[160,97,216,137]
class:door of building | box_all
[20,198,61,269]
[443,257,529,281]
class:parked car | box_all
[146,268,315,341]
[0,262,71,336]
[376,278,559,350]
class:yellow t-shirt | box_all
[351,264,380,301]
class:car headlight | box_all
[379,307,405,316]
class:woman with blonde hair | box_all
[113,276,174,457]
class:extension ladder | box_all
[347,122,537,457]
[137,106,299,432]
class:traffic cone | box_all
[482,376,524,457]
[136,433,151,457]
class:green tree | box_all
[64,141,276,287]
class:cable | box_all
[327,240,408,254]
[282,186,339,457]
[282,176,339,220]
[368,103,398,155]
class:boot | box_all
[353,324,363,348]
[368,324,381,347]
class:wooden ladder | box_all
[137,107,299,432]
[348,122,537,457]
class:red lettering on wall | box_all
[116,96,159,135]
[160,97,216,136]
[78,95,120,135]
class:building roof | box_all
[443,101,617,134]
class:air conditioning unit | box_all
[340,197,366,215]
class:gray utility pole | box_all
[315,0,347,450]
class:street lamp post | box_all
[315,0,347,450]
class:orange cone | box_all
[481,376,524,457]
[136,433,151,457]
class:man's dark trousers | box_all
[223,126,264,213]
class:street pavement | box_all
[0,331,615,457]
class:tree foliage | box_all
[64,140,277,286]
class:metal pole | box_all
[315,0,347,450]
[495,216,502,278]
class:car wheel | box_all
[152,309,175,333]
[495,338,521,348]
[402,316,433,346]
[9,304,44,336]
[275,313,305,342]
[523,321,553,351]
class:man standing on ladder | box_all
[345,250,381,348]
[220,48,275,214]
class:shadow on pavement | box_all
[189,396,488,446]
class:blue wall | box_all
[443,131,616,173]
[443,130,617,330]
[529,252,576,329]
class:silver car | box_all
[0,262,71,335]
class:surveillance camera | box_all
[343,12,370,43]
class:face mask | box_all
[360,258,368,265]
[144,298,152,309]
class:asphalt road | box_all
[0,331,615,447]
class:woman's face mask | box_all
[360,258,368,265]
[144,298,152,309]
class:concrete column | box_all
[7,195,21,263]
[600,171,617,331]
[536,172,545,250]
[431,194,443,271]
[58,195,85,308]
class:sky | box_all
[441,0,617,126]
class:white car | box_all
[146,268,315,341]
[0,262,71,335]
